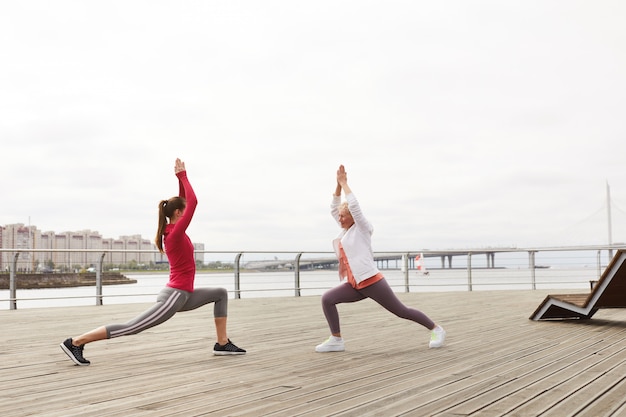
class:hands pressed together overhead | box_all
[174,158,186,174]
[336,165,348,187]
[335,164,352,196]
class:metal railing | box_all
[1,245,624,309]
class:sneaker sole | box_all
[315,347,345,352]
[60,343,90,366]
[212,351,246,356]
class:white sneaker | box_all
[429,325,446,348]
[315,336,345,352]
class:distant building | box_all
[0,223,204,271]
[193,242,205,265]
[113,235,154,266]
[0,224,38,271]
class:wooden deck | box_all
[2,290,626,416]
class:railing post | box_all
[234,253,242,299]
[10,252,19,310]
[529,251,536,290]
[403,253,410,293]
[96,252,106,306]
[294,253,302,297]
[467,252,473,291]
[597,250,602,279]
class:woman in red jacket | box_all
[60,158,245,366]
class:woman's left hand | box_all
[174,158,186,174]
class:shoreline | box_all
[0,272,137,290]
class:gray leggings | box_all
[106,286,228,339]
[321,278,435,334]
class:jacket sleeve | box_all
[330,194,342,226]
[178,176,186,199]
[345,193,373,235]
[171,171,197,236]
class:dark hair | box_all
[155,196,186,253]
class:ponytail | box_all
[155,196,187,253]
[155,200,169,253]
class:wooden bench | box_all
[530,249,626,320]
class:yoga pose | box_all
[315,165,445,352]
[61,158,245,365]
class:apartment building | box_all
[0,224,38,271]
[1,223,205,271]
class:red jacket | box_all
[164,171,198,292]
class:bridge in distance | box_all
[243,249,516,271]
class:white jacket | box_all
[331,193,380,284]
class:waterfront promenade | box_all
[2,290,625,416]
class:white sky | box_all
[2,1,626,252]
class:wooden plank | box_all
[453,327,626,416]
[576,376,626,417]
[549,293,589,307]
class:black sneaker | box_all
[60,338,91,366]
[213,339,246,356]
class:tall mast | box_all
[607,181,613,259]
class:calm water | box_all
[0,266,599,309]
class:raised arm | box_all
[336,165,372,233]
[331,165,345,224]
[172,159,197,234]
[175,158,186,198]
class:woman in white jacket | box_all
[315,165,445,352]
